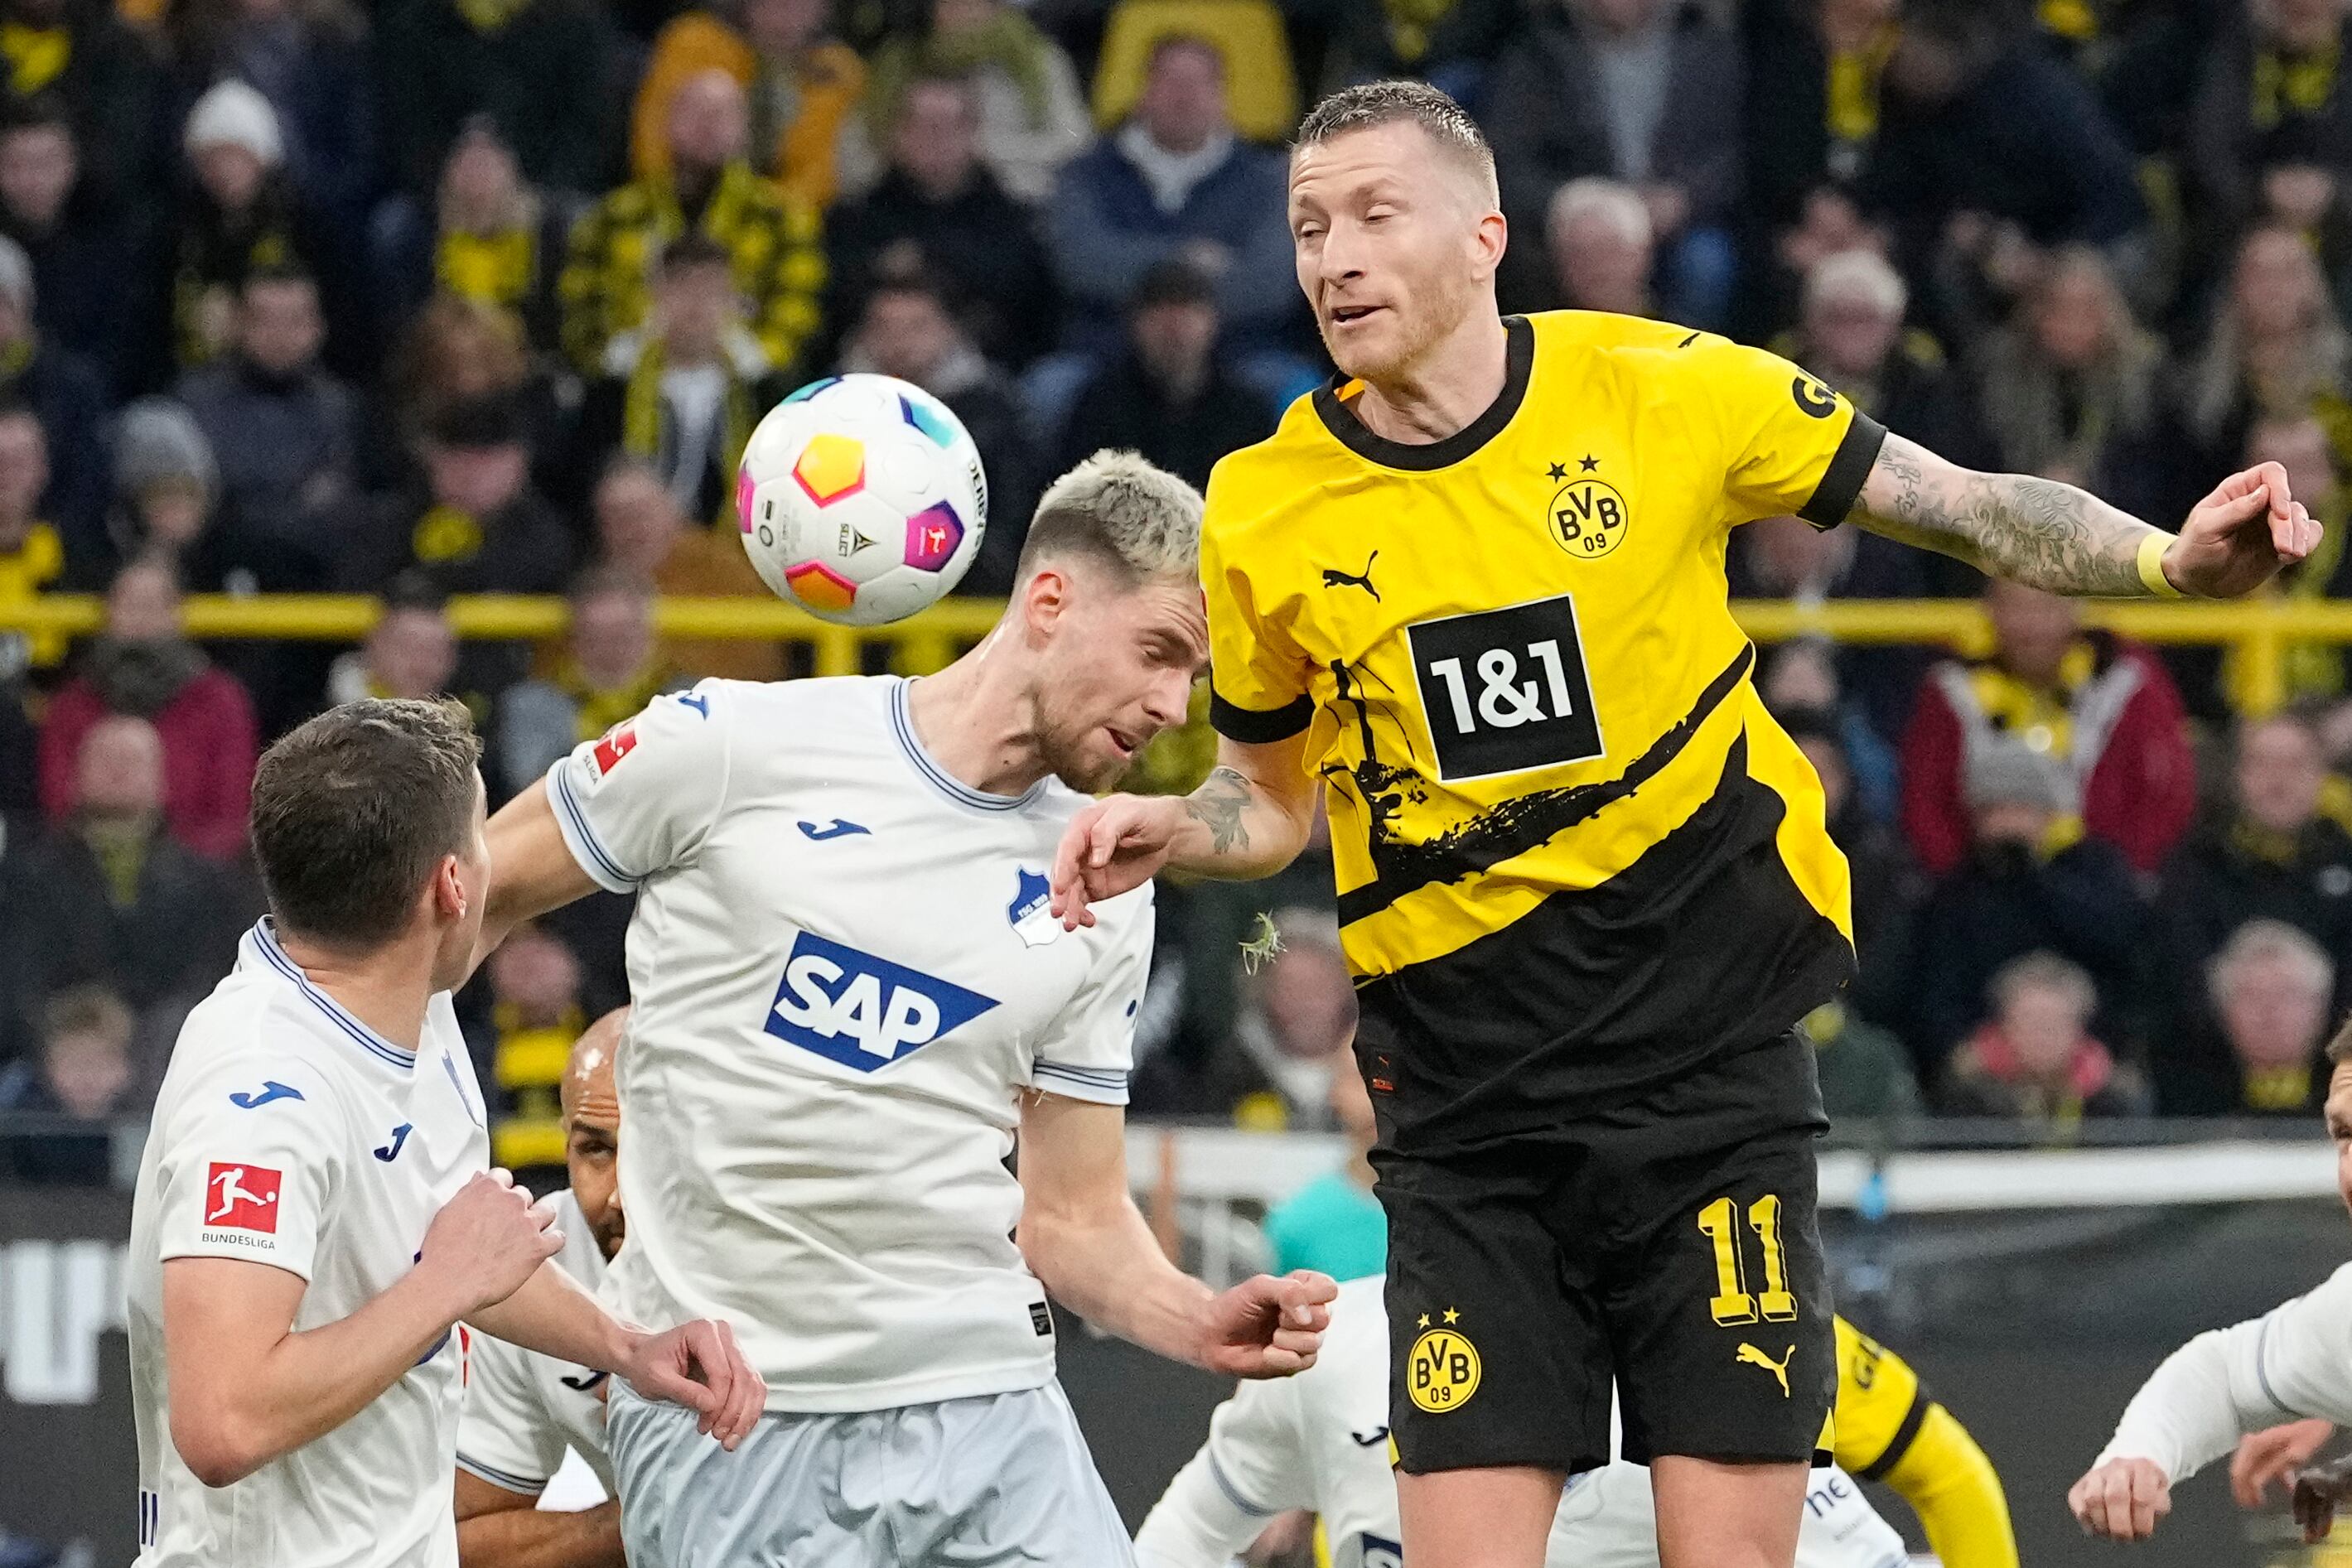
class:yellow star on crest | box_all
[1417,1314,1430,1329]
[1443,1308,1461,1324]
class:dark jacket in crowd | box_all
[823,166,1057,368]
[11,0,168,210]
[7,339,109,573]
[2150,817,2352,1114]
[177,355,362,590]
[5,200,138,398]
[2187,12,2352,243]
[374,0,617,198]
[1055,351,1275,496]
[0,1059,117,1184]
[1902,831,2148,1074]
[1741,0,1886,229]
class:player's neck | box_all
[273,925,438,1054]
[902,657,1050,798]
[1349,311,1510,446]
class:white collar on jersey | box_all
[887,677,1046,813]
[246,919,419,1071]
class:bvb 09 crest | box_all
[1547,477,1630,561]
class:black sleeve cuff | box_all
[1210,692,1313,744]
[1855,1388,1934,1483]
[1798,411,1889,528]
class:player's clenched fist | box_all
[1198,1270,1340,1378]
[1050,795,1186,929]
[2069,1456,2172,1541]
[418,1169,564,1316]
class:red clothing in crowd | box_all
[37,668,258,861]
[1900,632,2195,878]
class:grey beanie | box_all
[113,398,219,502]
[1964,737,2076,814]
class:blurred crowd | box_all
[11,0,2352,1176]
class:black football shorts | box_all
[1374,1029,1834,1474]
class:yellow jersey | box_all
[1202,311,1886,1151]
[1834,1318,2019,1568]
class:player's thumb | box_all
[2203,481,2269,530]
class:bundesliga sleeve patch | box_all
[202,1162,283,1233]
[588,722,639,780]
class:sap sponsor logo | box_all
[764,930,997,1071]
[0,1238,128,1405]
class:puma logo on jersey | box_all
[1737,1342,1794,1398]
[1321,551,1380,601]
[765,930,998,1072]
[229,1080,304,1109]
[559,1368,609,1392]
[1349,1426,1391,1448]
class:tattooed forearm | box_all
[1849,433,2156,596]
[1184,766,1255,856]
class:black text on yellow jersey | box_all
[1201,311,1886,1151]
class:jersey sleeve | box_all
[1027,885,1154,1106]
[545,683,732,894]
[1200,489,1315,745]
[455,1330,571,1497]
[2098,1262,2352,1481]
[1683,337,1886,530]
[1133,1372,1313,1568]
[150,1053,346,1281]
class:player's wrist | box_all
[2139,530,2188,598]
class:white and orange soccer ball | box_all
[734,373,988,626]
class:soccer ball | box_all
[735,374,988,626]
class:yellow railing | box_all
[2,594,2344,711]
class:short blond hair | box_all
[1017,450,1203,585]
[1294,80,1498,208]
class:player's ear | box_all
[1018,562,1073,636]
[429,852,466,922]
[1469,207,1507,282]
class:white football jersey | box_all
[1134,1278,1909,1568]
[456,1189,616,1496]
[127,921,490,1568]
[546,676,1154,1411]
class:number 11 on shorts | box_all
[1698,1194,1798,1326]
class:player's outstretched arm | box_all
[1015,1092,1335,1374]
[471,780,601,977]
[466,1257,764,1451]
[1847,433,2319,598]
[1050,731,1316,930]
[163,1170,560,1488]
[454,1472,625,1568]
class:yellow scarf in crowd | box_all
[1826,24,1898,147]
[2253,39,2341,130]
[437,224,538,320]
[560,657,676,742]
[0,22,67,96]
[620,339,755,525]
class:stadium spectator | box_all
[164,0,375,234]
[166,80,346,377]
[2186,0,2352,279]
[324,574,459,706]
[822,71,1055,368]
[0,0,166,210]
[1054,258,1276,496]
[480,919,593,1129]
[1780,248,1987,476]
[632,0,865,210]
[0,96,129,392]
[848,0,1089,206]
[2210,416,2352,713]
[176,267,361,591]
[2153,712,2352,1109]
[1261,1058,1385,1284]
[1904,738,2148,1073]
[1971,247,2175,519]
[36,559,258,859]
[1936,951,2152,1125]
[2,714,252,1050]
[588,456,780,681]
[1733,511,1939,745]
[0,403,67,678]
[1802,998,1921,1129]
[841,265,1036,594]
[379,292,564,499]
[373,0,616,200]
[559,67,823,382]
[575,231,780,528]
[1866,6,2147,307]
[1741,0,1896,234]
[0,984,135,1183]
[1046,34,1294,355]
[379,118,572,356]
[105,397,222,589]
[1134,906,1355,1130]
[493,568,681,798]
[1780,702,1916,1011]
[0,234,106,560]
[1544,176,1654,316]
[1900,578,2197,879]
[1485,0,1746,327]
[343,391,575,602]
[1763,643,1896,823]
[2207,918,2338,1118]
[2183,225,2352,481]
